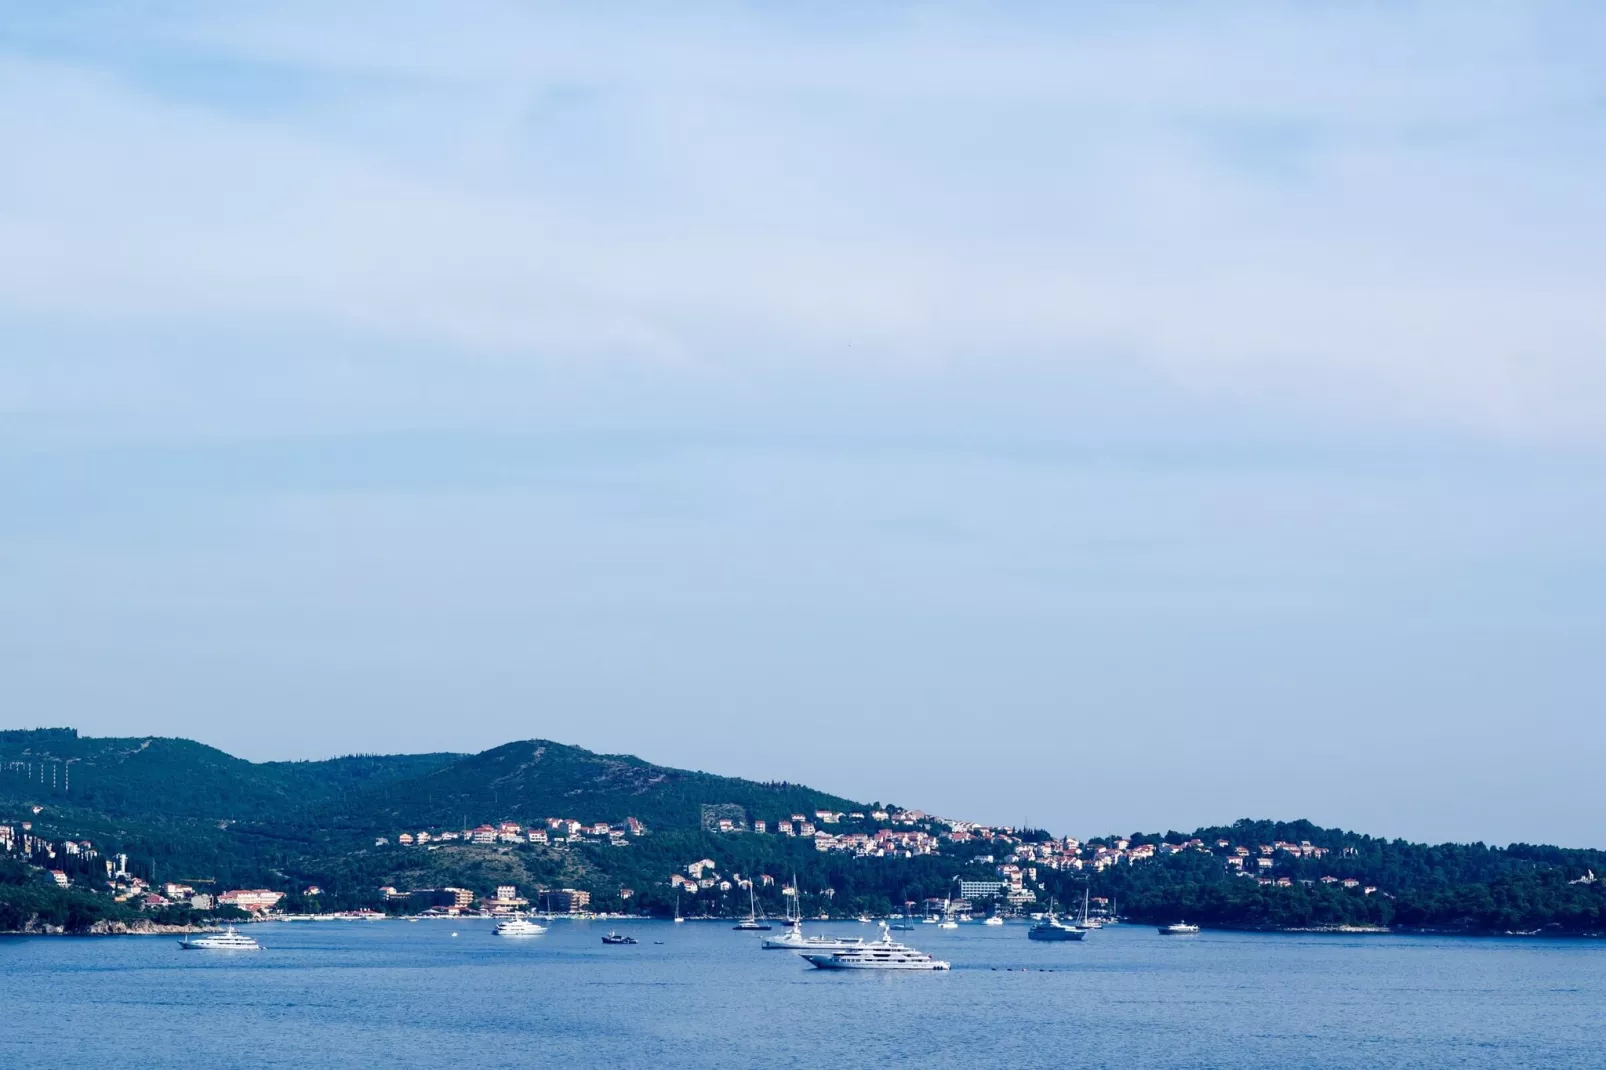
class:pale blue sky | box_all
[2,3,1604,846]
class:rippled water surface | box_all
[2,919,1600,1068]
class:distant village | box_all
[5,797,1397,920]
[371,808,1393,916]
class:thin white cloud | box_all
[1,2,1604,438]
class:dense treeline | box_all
[1040,819,1606,933]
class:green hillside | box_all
[305,738,863,834]
[4,730,1603,935]
[0,728,460,821]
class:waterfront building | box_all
[550,889,591,913]
[218,889,285,913]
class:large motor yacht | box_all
[1027,912,1086,942]
[801,924,951,970]
[178,925,262,951]
[493,914,547,937]
[762,920,866,952]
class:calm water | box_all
[2,919,1600,1068]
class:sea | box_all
[1,918,1600,1068]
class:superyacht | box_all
[762,920,866,951]
[801,924,951,970]
[492,914,547,937]
[178,925,262,951]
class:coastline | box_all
[0,919,208,936]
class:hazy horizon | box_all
[4,5,1603,849]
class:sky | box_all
[2,2,1604,847]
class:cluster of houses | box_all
[4,817,295,914]
[381,816,647,850]
[710,808,947,857]
[992,834,1379,895]
[374,883,598,916]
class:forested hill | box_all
[1079,818,1606,935]
[0,728,860,836]
[306,738,864,834]
[0,728,461,820]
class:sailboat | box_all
[1027,898,1086,941]
[1075,888,1102,931]
[732,883,773,930]
[674,894,685,923]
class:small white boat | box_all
[937,917,958,929]
[983,915,1004,926]
[802,924,950,970]
[1158,921,1201,935]
[178,925,262,951]
[493,914,547,937]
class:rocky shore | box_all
[1,917,208,936]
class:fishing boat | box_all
[601,931,638,944]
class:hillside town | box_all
[1,802,1402,923]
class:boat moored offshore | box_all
[493,914,547,936]
[1027,911,1086,942]
[178,925,262,951]
[801,924,950,970]
[762,920,867,952]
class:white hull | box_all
[178,925,261,950]
[803,955,950,970]
[801,922,950,970]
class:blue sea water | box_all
[1,918,1600,1069]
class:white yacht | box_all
[801,924,950,970]
[178,925,262,951]
[983,914,1005,926]
[1158,921,1200,935]
[493,914,547,936]
[763,921,866,952]
[937,917,958,929]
